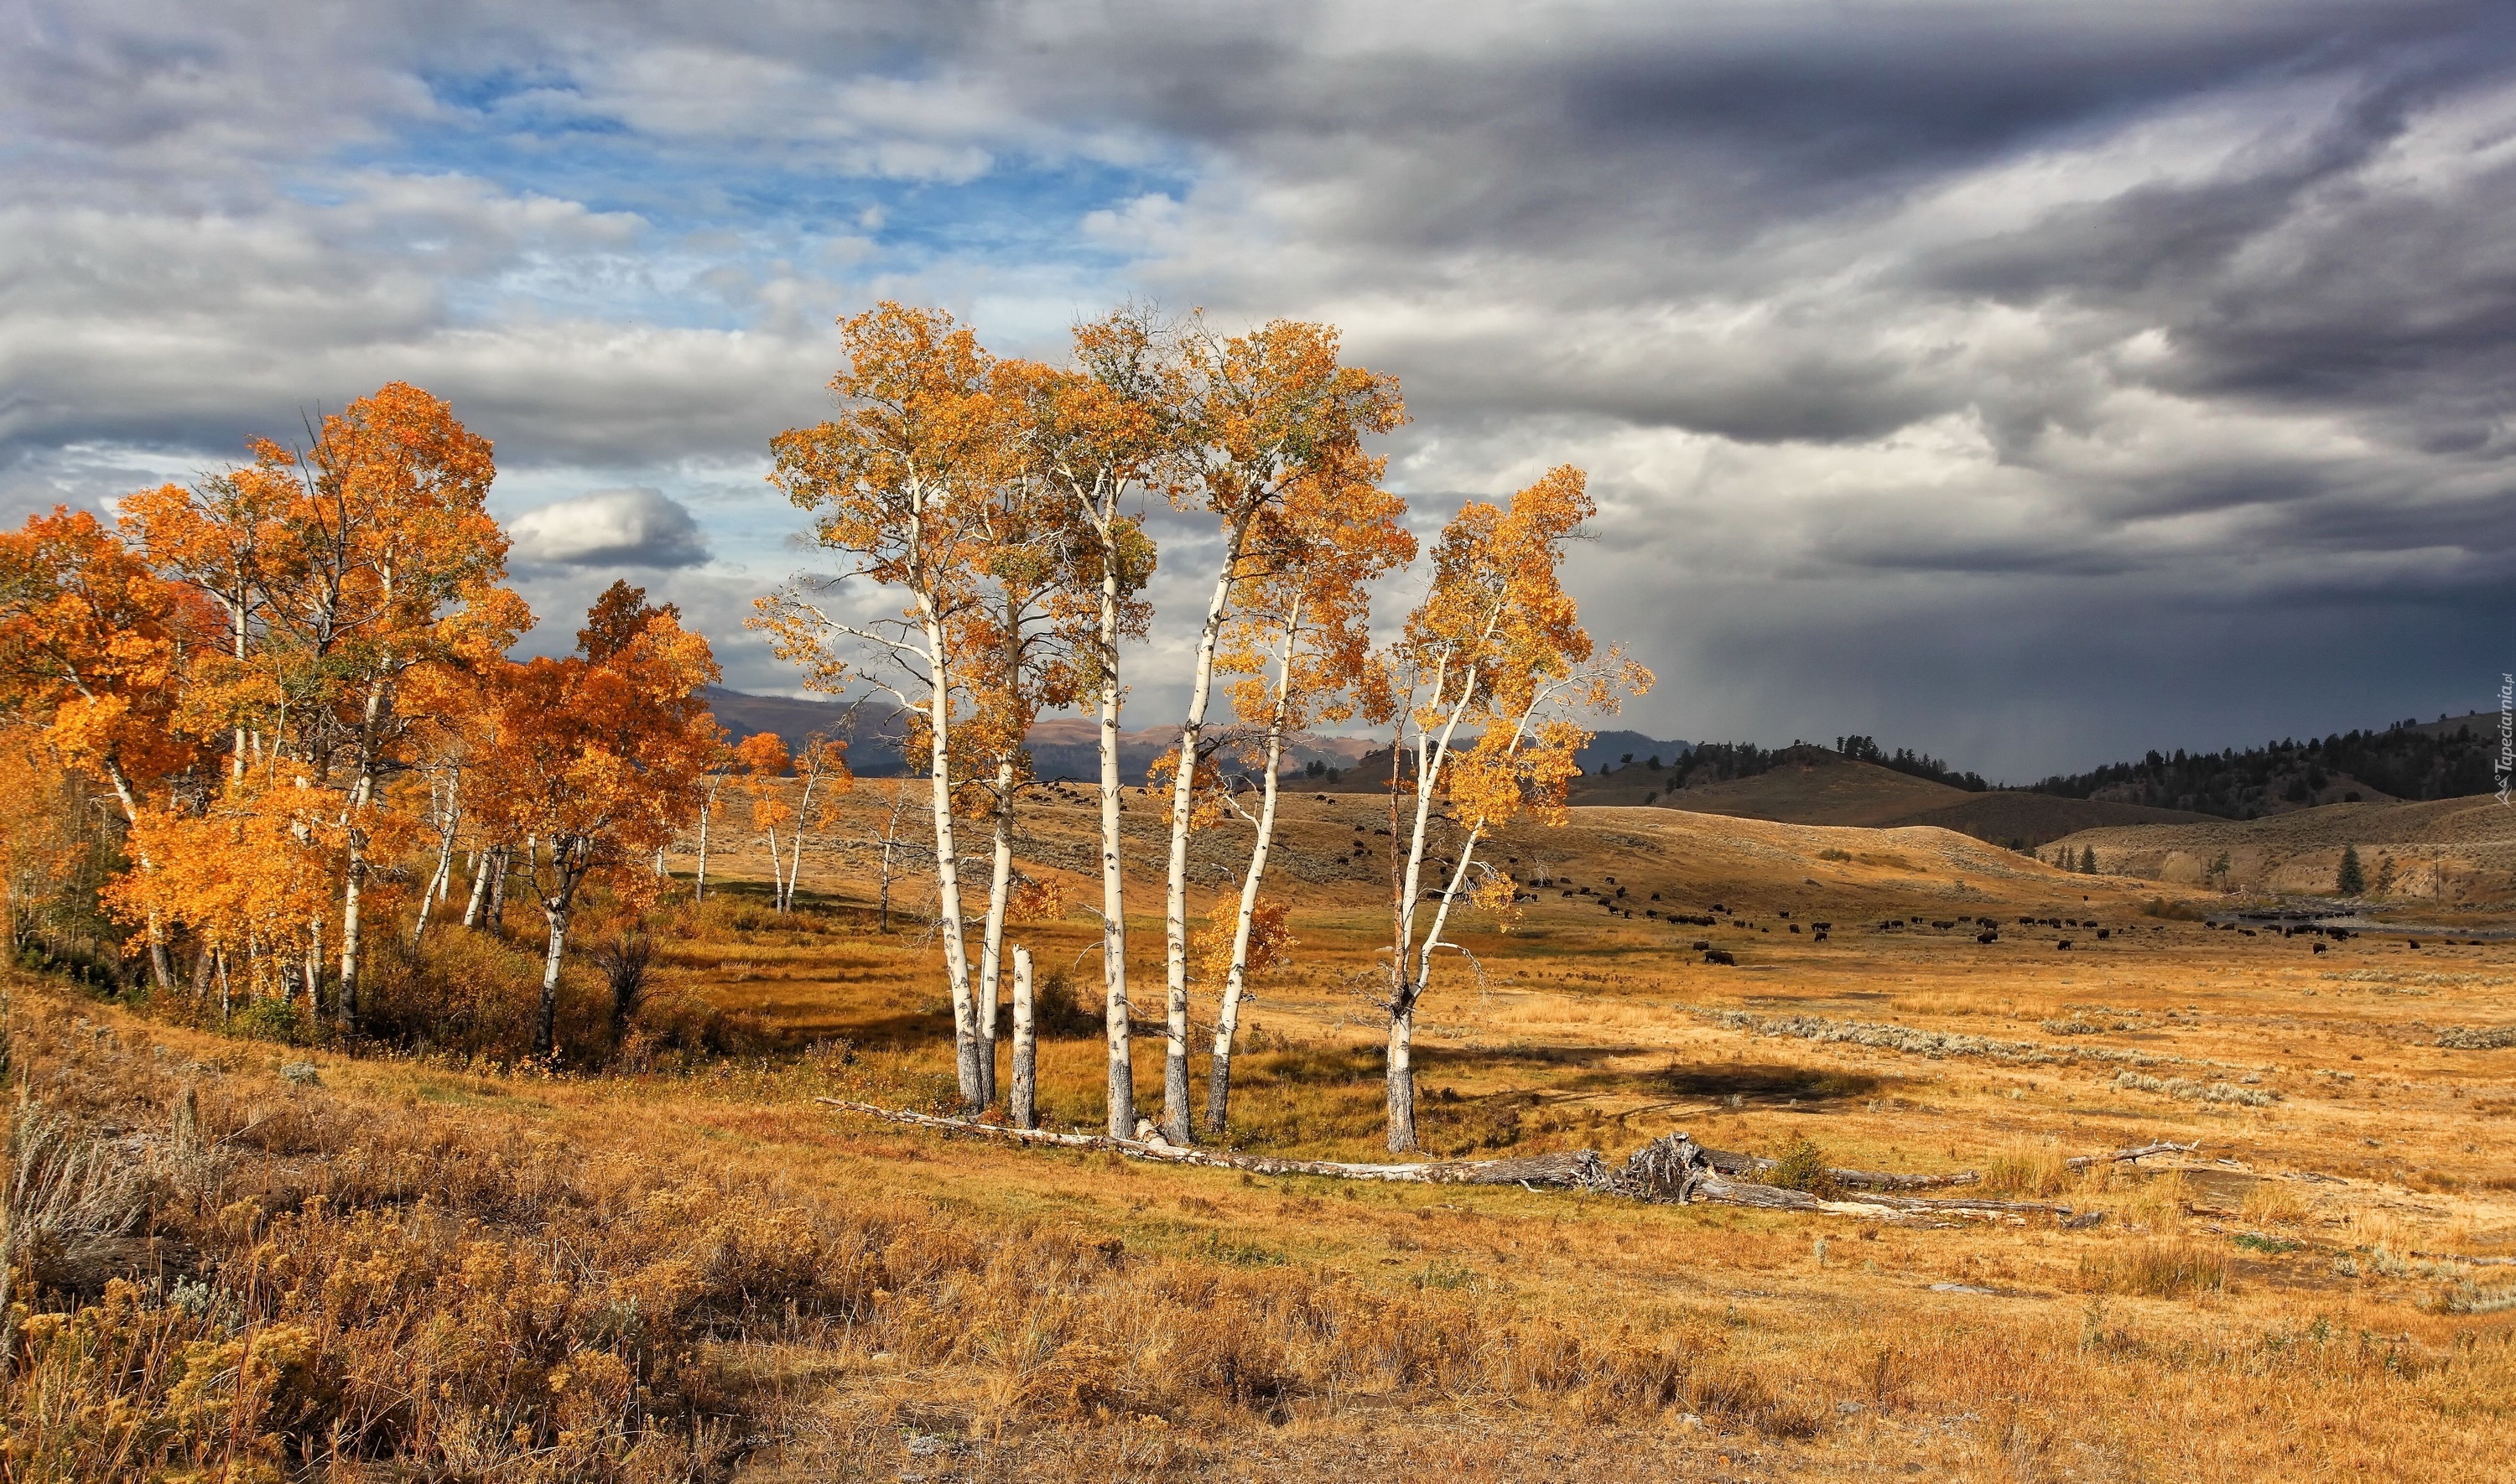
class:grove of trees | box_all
[0,304,1645,1153]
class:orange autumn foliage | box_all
[1378,465,1652,1151]
[466,588,720,1057]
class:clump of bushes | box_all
[2112,1071,2280,1107]
[1765,1136,1836,1196]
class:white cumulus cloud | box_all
[506,486,710,568]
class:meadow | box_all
[8,790,2513,1481]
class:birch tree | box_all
[731,732,798,906]
[1000,315,1167,1137]
[1202,468,1412,1134]
[690,739,732,903]
[0,508,206,988]
[954,417,1084,1109]
[1152,318,1404,1142]
[1378,466,1650,1152]
[756,303,1001,1106]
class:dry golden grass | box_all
[8,792,2516,1479]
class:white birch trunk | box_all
[1385,662,1480,1153]
[1010,945,1037,1130]
[919,607,980,1106]
[694,777,718,903]
[976,755,1016,1110]
[1206,614,1298,1135]
[1096,545,1133,1138]
[1159,553,1240,1142]
[460,846,492,929]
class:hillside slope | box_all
[2029,709,2495,818]
[1576,747,2210,846]
[1607,750,1971,825]
[2047,795,2516,904]
[1890,791,2215,848]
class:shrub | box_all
[1765,1136,1835,1196]
[226,996,312,1046]
[1030,968,1106,1040]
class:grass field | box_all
[9,791,2514,1480]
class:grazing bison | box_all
[1703,948,1737,966]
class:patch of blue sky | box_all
[340,69,1191,331]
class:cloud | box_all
[6,2,2516,774]
[507,486,710,568]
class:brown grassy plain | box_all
[8,789,2514,1481]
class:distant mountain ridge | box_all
[703,688,1375,781]
[710,686,2505,825]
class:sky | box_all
[6,0,2514,781]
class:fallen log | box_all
[814,1100,1612,1189]
[816,1101,2064,1222]
[1683,1144,1982,1190]
[1687,1174,2057,1226]
[2067,1139,2196,1169]
[1615,1134,2068,1223]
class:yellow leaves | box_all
[1006,872,1066,923]
[1196,895,1295,984]
[1398,467,1651,837]
[0,506,201,798]
[465,591,722,892]
[1147,745,1229,833]
[107,778,337,971]
[745,590,855,697]
[771,302,1006,601]
[1175,319,1406,506]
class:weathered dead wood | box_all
[815,1100,1611,1188]
[820,1101,2075,1223]
[1682,1138,2191,1197]
[1687,1174,2053,1225]
[1614,1134,2066,1224]
[1827,1166,1982,1191]
[1681,1142,1983,1190]
[2066,1139,2196,1169]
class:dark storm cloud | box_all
[6,1,2515,773]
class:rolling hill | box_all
[2046,793,2516,905]
[1578,745,2212,846]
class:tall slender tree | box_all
[955,407,1085,1108]
[757,303,1002,1106]
[1203,468,1413,1134]
[1379,467,1650,1152]
[1151,318,1404,1142]
[1001,315,1167,1136]
[731,731,798,907]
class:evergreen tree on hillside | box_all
[2080,848,2099,874]
[2336,843,2366,896]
